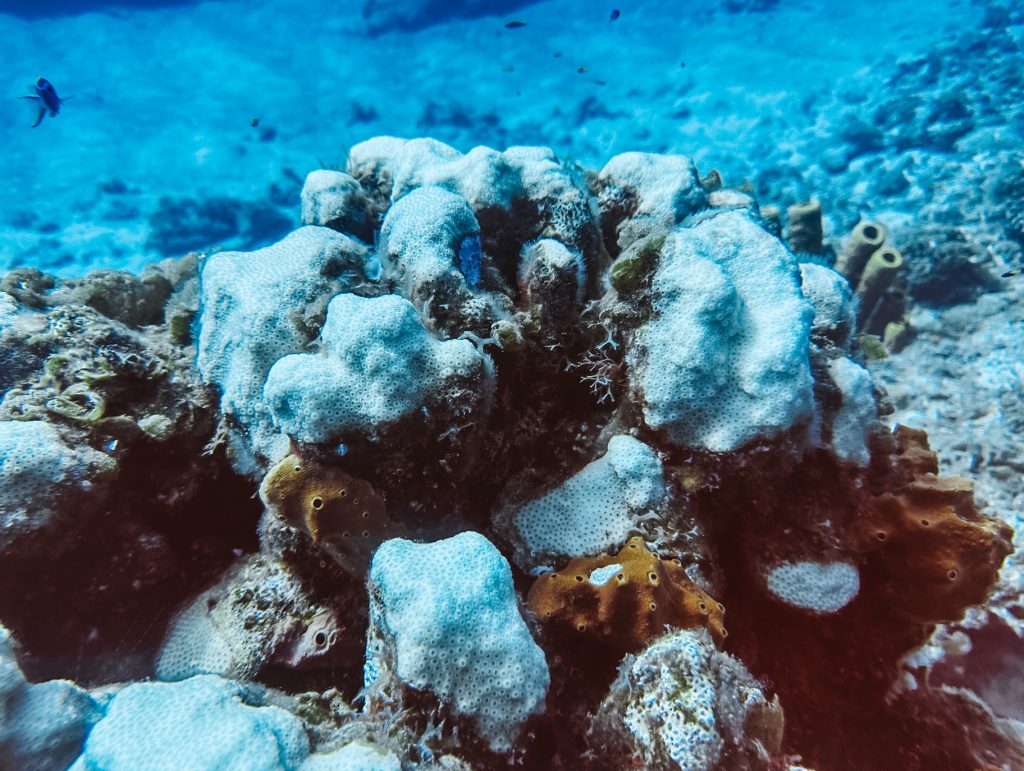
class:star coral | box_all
[527,536,726,652]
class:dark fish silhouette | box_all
[504,20,527,28]
[610,9,620,21]
[1002,269,1021,278]
[21,77,66,128]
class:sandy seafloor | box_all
[2,0,1024,749]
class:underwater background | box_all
[1,0,1023,769]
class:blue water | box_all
[0,0,987,274]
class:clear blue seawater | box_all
[0,0,986,274]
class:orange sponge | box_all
[527,536,726,652]
[856,475,1012,624]
[259,454,390,575]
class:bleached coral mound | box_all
[71,675,309,771]
[0,420,113,553]
[627,210,815,452]
[365,532,549,753]
[765,560,861,613]
[265,293,491,444]
[0,625,100,771]
[498,435,667,571]
[195,226,378,472]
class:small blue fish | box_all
[21,77,66,128]
[610,8,620,21]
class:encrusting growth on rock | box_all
[527,536,726,652]
[259,453,391,576]
[857,450,1012,624]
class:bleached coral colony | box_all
[0,136,1019,770]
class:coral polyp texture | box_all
[70,675,309,771]
[764,560,861,614]
[0,133,1019,771]
[626,210,815,453]
[498,434,667,570]
[588,629,784,771]
[365,532,549,754]
[528,536,727,652]
[195,226,379,472]
[264,292,491,444]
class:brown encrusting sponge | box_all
[856,435,1013,624]
[259,453,391,576]
[527,536,726,652]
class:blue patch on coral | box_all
[457,234,483,288]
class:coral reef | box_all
[300,170,375,242]
[0,419,114,554]
[155,554,362,684]
[497,435,667,571]
[301,740,402,770]
[625,210,815,453]
[597,152,707,248]
[0,134,1018,770]
[70,675,309,770]
[0,625,100,771]
[764,560,860,613]
[264,293,492,446]
[0,254,256,685]
[195,226,380,472]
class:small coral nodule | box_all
[527,536,726,652]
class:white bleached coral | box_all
[70,675,309,771]
[765,560,861,614]
[264,293,491,444]
[627,211,815,453]
[1,624,100,771]
[799,262,858,350]
[365,532,549,754]
[598,152,708,229]
[589,629,783,770]
[300,170,373,239]
[500,435,666,571]
[195,226,378,471]
[826,356,878,466]
[0,420,114,551]
[377,185,481,297]
[300,741,401,771]
[349,137,600,267]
